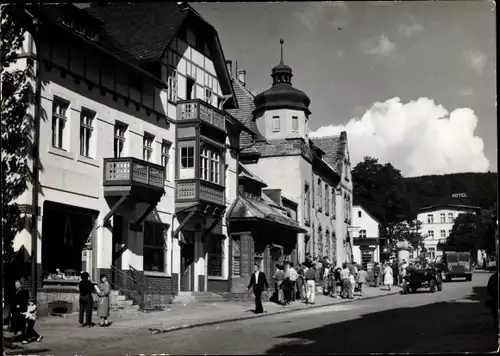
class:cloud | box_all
[362,34,395,56]
[309,97,489,177]
[398,22,423,37]
[463,49,487,74]
[292,2,352,32]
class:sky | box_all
[193,1,497,177]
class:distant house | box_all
[352,205,380,269]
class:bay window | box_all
[200,147,220,184]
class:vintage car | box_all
[402,267,443,294]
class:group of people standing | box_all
[78,272,111,327]
[372,260,413,291]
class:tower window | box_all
[272,116,280,132]
[292,116,298,132]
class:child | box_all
[21,299,43,344]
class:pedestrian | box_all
[21,299,43,344]
[282,263,292,306]
[288,263,298,302]
[272,264,285,304]
[304,264,316,304]
[340,263,350,299]
[296,263,305,301]
[349,271,356,298]
[247,263,269,314]
[356,267,368,297]
[392,261,399,286]
[333,267,341,298]
[383,263,394,291]
[78,272,98,327]
[373,262,381,287]
[10,280,29,340]
[97,274,111,327]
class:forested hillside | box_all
[404,172,497,210]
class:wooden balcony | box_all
[103,157,165,192]
[176,178,225,207]
[177,99,226,132]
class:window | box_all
[180,146,194,168]
[311,177,315,208]
[207,235,223,277]
[440,213,445,223]
[114,122,127,158]
[200,147,220,184]
[409,251,414,260]
[332,189,336,218]
[52,98,69,149]
[232,238,241,276]
[304,183,310,223]
[167,66,177,102]
[428,247,436,260]
[79,108,94,157]
[186,77,195,100]
[292,116,298,132]
[317,179,322,211]
[143,222,167,272]
[428,230,434,238]
[161,140,172,180]
[427,214,434,224]
[359,230,367,238]
[205,88,213,105]
[143,132,154,162]
[272,116,280,132]
[358,211,362,218]
[448,230,452,236]
[440,230,446,237]
[448,213,454,222]
[324,184,329,215]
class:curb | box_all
[148,288,401,334]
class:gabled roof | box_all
[310,131,348,175]
[85,2,237,108]
[418,204,481,214]
[353,205,380,224]
[239,164,268,187]
[227,76,266,146]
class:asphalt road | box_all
[14,273,498,355]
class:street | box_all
[13,273,497,355]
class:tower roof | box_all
[253,39,311,116]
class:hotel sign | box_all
[452,193,468,198]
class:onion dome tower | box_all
[253,39,311,140]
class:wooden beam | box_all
[103,193,129,227]
[173,209,197,239]
[135,201,158,226]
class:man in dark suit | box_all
[247,263,269,314]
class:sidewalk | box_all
[7,285,401,354]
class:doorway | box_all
[180,231,195,292]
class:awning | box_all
[227,194,307,233]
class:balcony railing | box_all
[103,157,165,191]
[177,99,226,131]
[175,178,225,206]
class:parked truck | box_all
[442,251,472,282]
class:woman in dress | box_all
[97,274,111,327]
[383,263,394,291]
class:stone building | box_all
[230,41,354,266]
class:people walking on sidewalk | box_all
[10,280,29,341]
[97,274,111,327]
[288,263,298,302]
[383,263,394,291]
[273,265,285,305]
[247,263,269,314]
[296,263,306,302]
[340,263,351,299]
[78,272,98,327]
[282,263,292,306]
[373,262,381,287]
[305,265,316,304]
[333,266,341,298]
[356,267,368,296]
[21,299,43,344]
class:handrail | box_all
[128,265,164,310]
[109,265,143,307]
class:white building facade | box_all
[351,205,380,268]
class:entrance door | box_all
[112,215,124,287]
[180,242,195,291]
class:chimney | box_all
[237,69,246,86]
[225,60,233,77]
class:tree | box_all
[1,5,36,263]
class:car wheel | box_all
[466,275,472,281]
[429,280,437,293]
